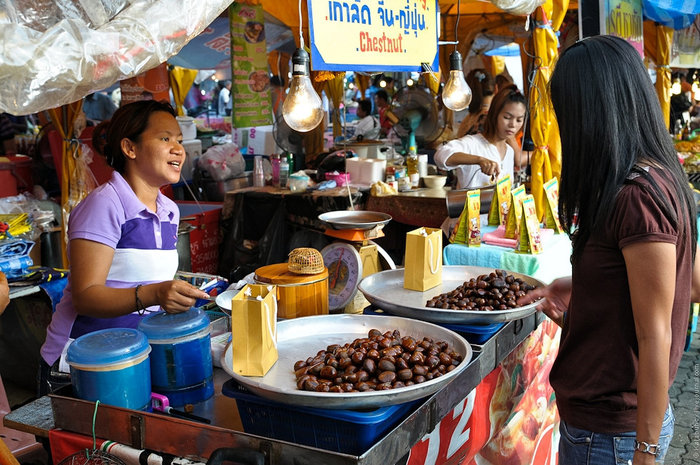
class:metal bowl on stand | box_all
[318,211,392,230]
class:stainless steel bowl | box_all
[318,210,392,230]
[222,314,472,409]
[358,266,545,324]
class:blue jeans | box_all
[558,404,674,464]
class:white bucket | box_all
[176,116,197,141]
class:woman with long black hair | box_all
[521,35,700,464]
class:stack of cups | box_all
[253,155,265,187]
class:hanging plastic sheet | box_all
[0,0,232,115]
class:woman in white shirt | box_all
[435,85,527,189]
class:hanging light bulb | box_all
[442,50,472,111]
[282,48,324,132]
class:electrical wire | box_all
[298,0,304,49]
[454,1,461,52]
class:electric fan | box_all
[385,85,443,154]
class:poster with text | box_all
[603,0,643,56]
[230,3,273,128]
[308,0,439,72]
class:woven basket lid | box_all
[287,247,325,275]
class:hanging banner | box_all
[670,17,700,67]
[308,0,439,72]
[230,3,273,128]
[120,63,170,106]
[604,0,644,56]
[406,320,561,465]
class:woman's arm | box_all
[70,239,208,317]
[0,271,9,316]
[690,244,700,303]
[622,241,675,465]
[441,151,500,177]
[517,276,571,327]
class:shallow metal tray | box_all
[222,314,472,409]
[358,265,545,324]
[318,210,392,230]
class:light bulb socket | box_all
[292,48,310,76]
[449,50,463,71]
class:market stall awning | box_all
[167,14,296,72]
[643,0,700,29]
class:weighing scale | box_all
[318,211,396,313]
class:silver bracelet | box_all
[634,440,659,456]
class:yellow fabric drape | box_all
[655,25,673,129]
[529,0,567,221]
[49,101,88,267]
[168,66,198,116]
[491,56,506,76]
[355,74,370,99]
[325,73,346,138]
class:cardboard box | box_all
[233,126,279,156]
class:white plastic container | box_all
[176,116,197,141]
[346,158,386,186]
[181,139,201,181]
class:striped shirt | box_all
[40,171,179,365]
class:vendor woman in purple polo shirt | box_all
[39,100,210,394]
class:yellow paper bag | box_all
[487,174,512,226]
[543,177,564,233]
[516,195,544,254]
[504,184,527,239]
[404,227,443,291]
[231,284,278,376]
[450,189,481,245]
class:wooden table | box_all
[365,188,449,228]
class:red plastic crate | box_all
[177,201,222,274]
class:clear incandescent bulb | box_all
[282,48,324,132]
[442,50,472,112]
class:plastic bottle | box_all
[674,119,684,141]
[406,154,419,187]
[270,154,281,187]
[682,120,691,141]
[279,158,289,188]
[253,156,265,187]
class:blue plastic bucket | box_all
[138,308,213,407]
[66,328,152,411]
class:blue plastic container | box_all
[362,307,503,344]
[138,308,213,407]
[439,321,504,344]
[66,328,152,411]
[222,379,420,455]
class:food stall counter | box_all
[4,312,558,465]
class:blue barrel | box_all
[138,308,213,407]
[67,328,152,411]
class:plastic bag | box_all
[198,143,246,182]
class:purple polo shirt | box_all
[40,172,179,365]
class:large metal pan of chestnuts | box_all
[358,266,545,325]
[221,314,472,409]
